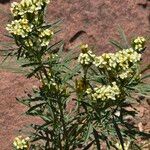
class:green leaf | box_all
[84,122,93,144]
[83,141,94,150]
[87,75,105,83]
[141,74,150,80]
[41,19,63,29]
[113,117,125,150]
[109,39,124,50]
[22,62,41,67]
[62,48,79,62]
[1,51,14,63]
[121,108,137,117]
[129,141,141,150]
[26,102,46,115]
[63,64,81,82]
[140,64,150,74]
[93,128,101,150]
[26,66,42,78]
[4,34,14,39]
[46,40,63,53]
[40,115,52,123]
[134,83,150,95]
[117,26,129,49]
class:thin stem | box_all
[57,97,69,150]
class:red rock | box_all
[0,0,149,149]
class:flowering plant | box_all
[4,0,150,149]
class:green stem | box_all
[57,97,69,150]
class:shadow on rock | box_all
[0,0,10,4]
[138,0,150,24]
[138,0,150,8]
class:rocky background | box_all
[0,0,149,149]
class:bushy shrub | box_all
[4,0,150,149]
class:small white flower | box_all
[88,82,120,101]
[6,18,33,38]
[133,37,146,52]
[13,136,29,150]
[78,50,95,65]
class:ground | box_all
[0,0,150,149]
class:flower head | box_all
[132,36,146,52]
[6,18,33,37]
[11,0,50,17]
[118,70,132,79]
[93,48,141,74]
[93,53,116,70]
[13,136,30,150]
[115,48,141,70]
[87,82,120,101]
[38,29,54,46]
[78,44,95,65]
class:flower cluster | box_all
[86,82,120,101]
[78,42,144,102]
[118,69,133,79]
[38,29,54,46]
[13,136,30,150]
[115,48,141,70]
[23,29,54,47]
[132,36,146,52]
[93,48,142,81]
[6,0,53,47]
[78,44,95,65]
[94,48,141,71]
[6,18,33,38]
[93,53,116,70]
[11,0,50,17]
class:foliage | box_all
[3,0,150,149]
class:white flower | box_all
[10,0,51,17]
[6,18,33,38]
[78,50,95,65]
[37,29,54,46]
[88,82,120,101]
[133,36,146,52]
[93,53,116,70]
[13,136,29,150]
